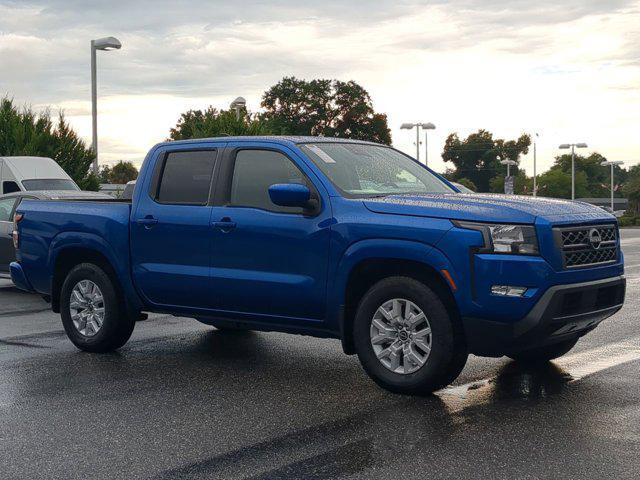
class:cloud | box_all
[1,0,639,171]
[2,0,637,103]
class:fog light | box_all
[491,285,528,297]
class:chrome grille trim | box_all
[555,224,619,269]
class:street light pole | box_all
[571,144,575,200]
[423,122,435,167]
[559,142,588,200]
[533,133,538,197]
[91,41,97,173]
[601,160,624,212]
[500,159,516,177]
[500,159,517,194]
[230,96,247,121]
[90,36,122,175]
[401,122,435,165]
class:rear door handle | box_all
[213,217,236,232]
[136,216,158,228]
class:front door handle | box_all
[136,216,158,228]
[213,217,236,232]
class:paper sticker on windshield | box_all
[307,145,336,163]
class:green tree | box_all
[456,177,477,192]
[169,107,273,140]
[623,165,640,214]
[537,168,589,199]
[261,77,391,144]
[552,152,625,198]
[99,165,112,183]
[441,130,530,192]
[100,161,138,184]
[0,97,98,190]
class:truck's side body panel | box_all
[206,142,332,323]
[15,200,140,309]
[130,142,222,311]
[11,136,626,354]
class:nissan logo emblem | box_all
[589,228,602,250]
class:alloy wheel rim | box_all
[370,298,432,374]
[70,280,105,337]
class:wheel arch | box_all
[48,232,141,315]
[332,240,461,355]
[52,248,122,313]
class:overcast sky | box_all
[1,0,639,174]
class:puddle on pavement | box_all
[438,336,640,413]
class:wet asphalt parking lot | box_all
[1,229,640,480]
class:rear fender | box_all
[48,232,142,312]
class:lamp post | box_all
[601,160,624,212]
[230,96,246,121]
[91,36,121,175]
[533,133,539,197]
[559,142,588,200]
[500,159,517,194]
[423,122,436,167]
[401,122,436,165]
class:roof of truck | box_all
[159,136,382,147]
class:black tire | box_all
[60,263,135,353]
[353,276,468,396]
[508,337,579,363]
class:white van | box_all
[0,156,80,194]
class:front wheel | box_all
[60,263,135,353]
[508,337,579,363]
[353,277,468,396]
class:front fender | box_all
[327,239,460,333]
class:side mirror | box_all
[268,183,312,208]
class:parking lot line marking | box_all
[555,338,640,381]
[437,336,640,411]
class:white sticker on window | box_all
[307,145,336,163]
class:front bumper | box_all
[10,261,35,292]
[463,276,626,356]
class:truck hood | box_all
[363,193,614,224]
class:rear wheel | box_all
[60,263,135,353]
[508,337,579,363]
[353,276,468,396]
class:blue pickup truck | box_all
[10,136,625,394]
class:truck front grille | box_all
[556,224,618,269]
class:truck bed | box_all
[15,199,132,295]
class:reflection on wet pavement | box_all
[1,322,639,480]
[151,332,614,480]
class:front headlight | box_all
[454,221,539,255]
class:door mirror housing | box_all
[268,183,312,209]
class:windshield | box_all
[21,179,80,191]
[301,143,453,197]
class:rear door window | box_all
[155,150,217,205]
